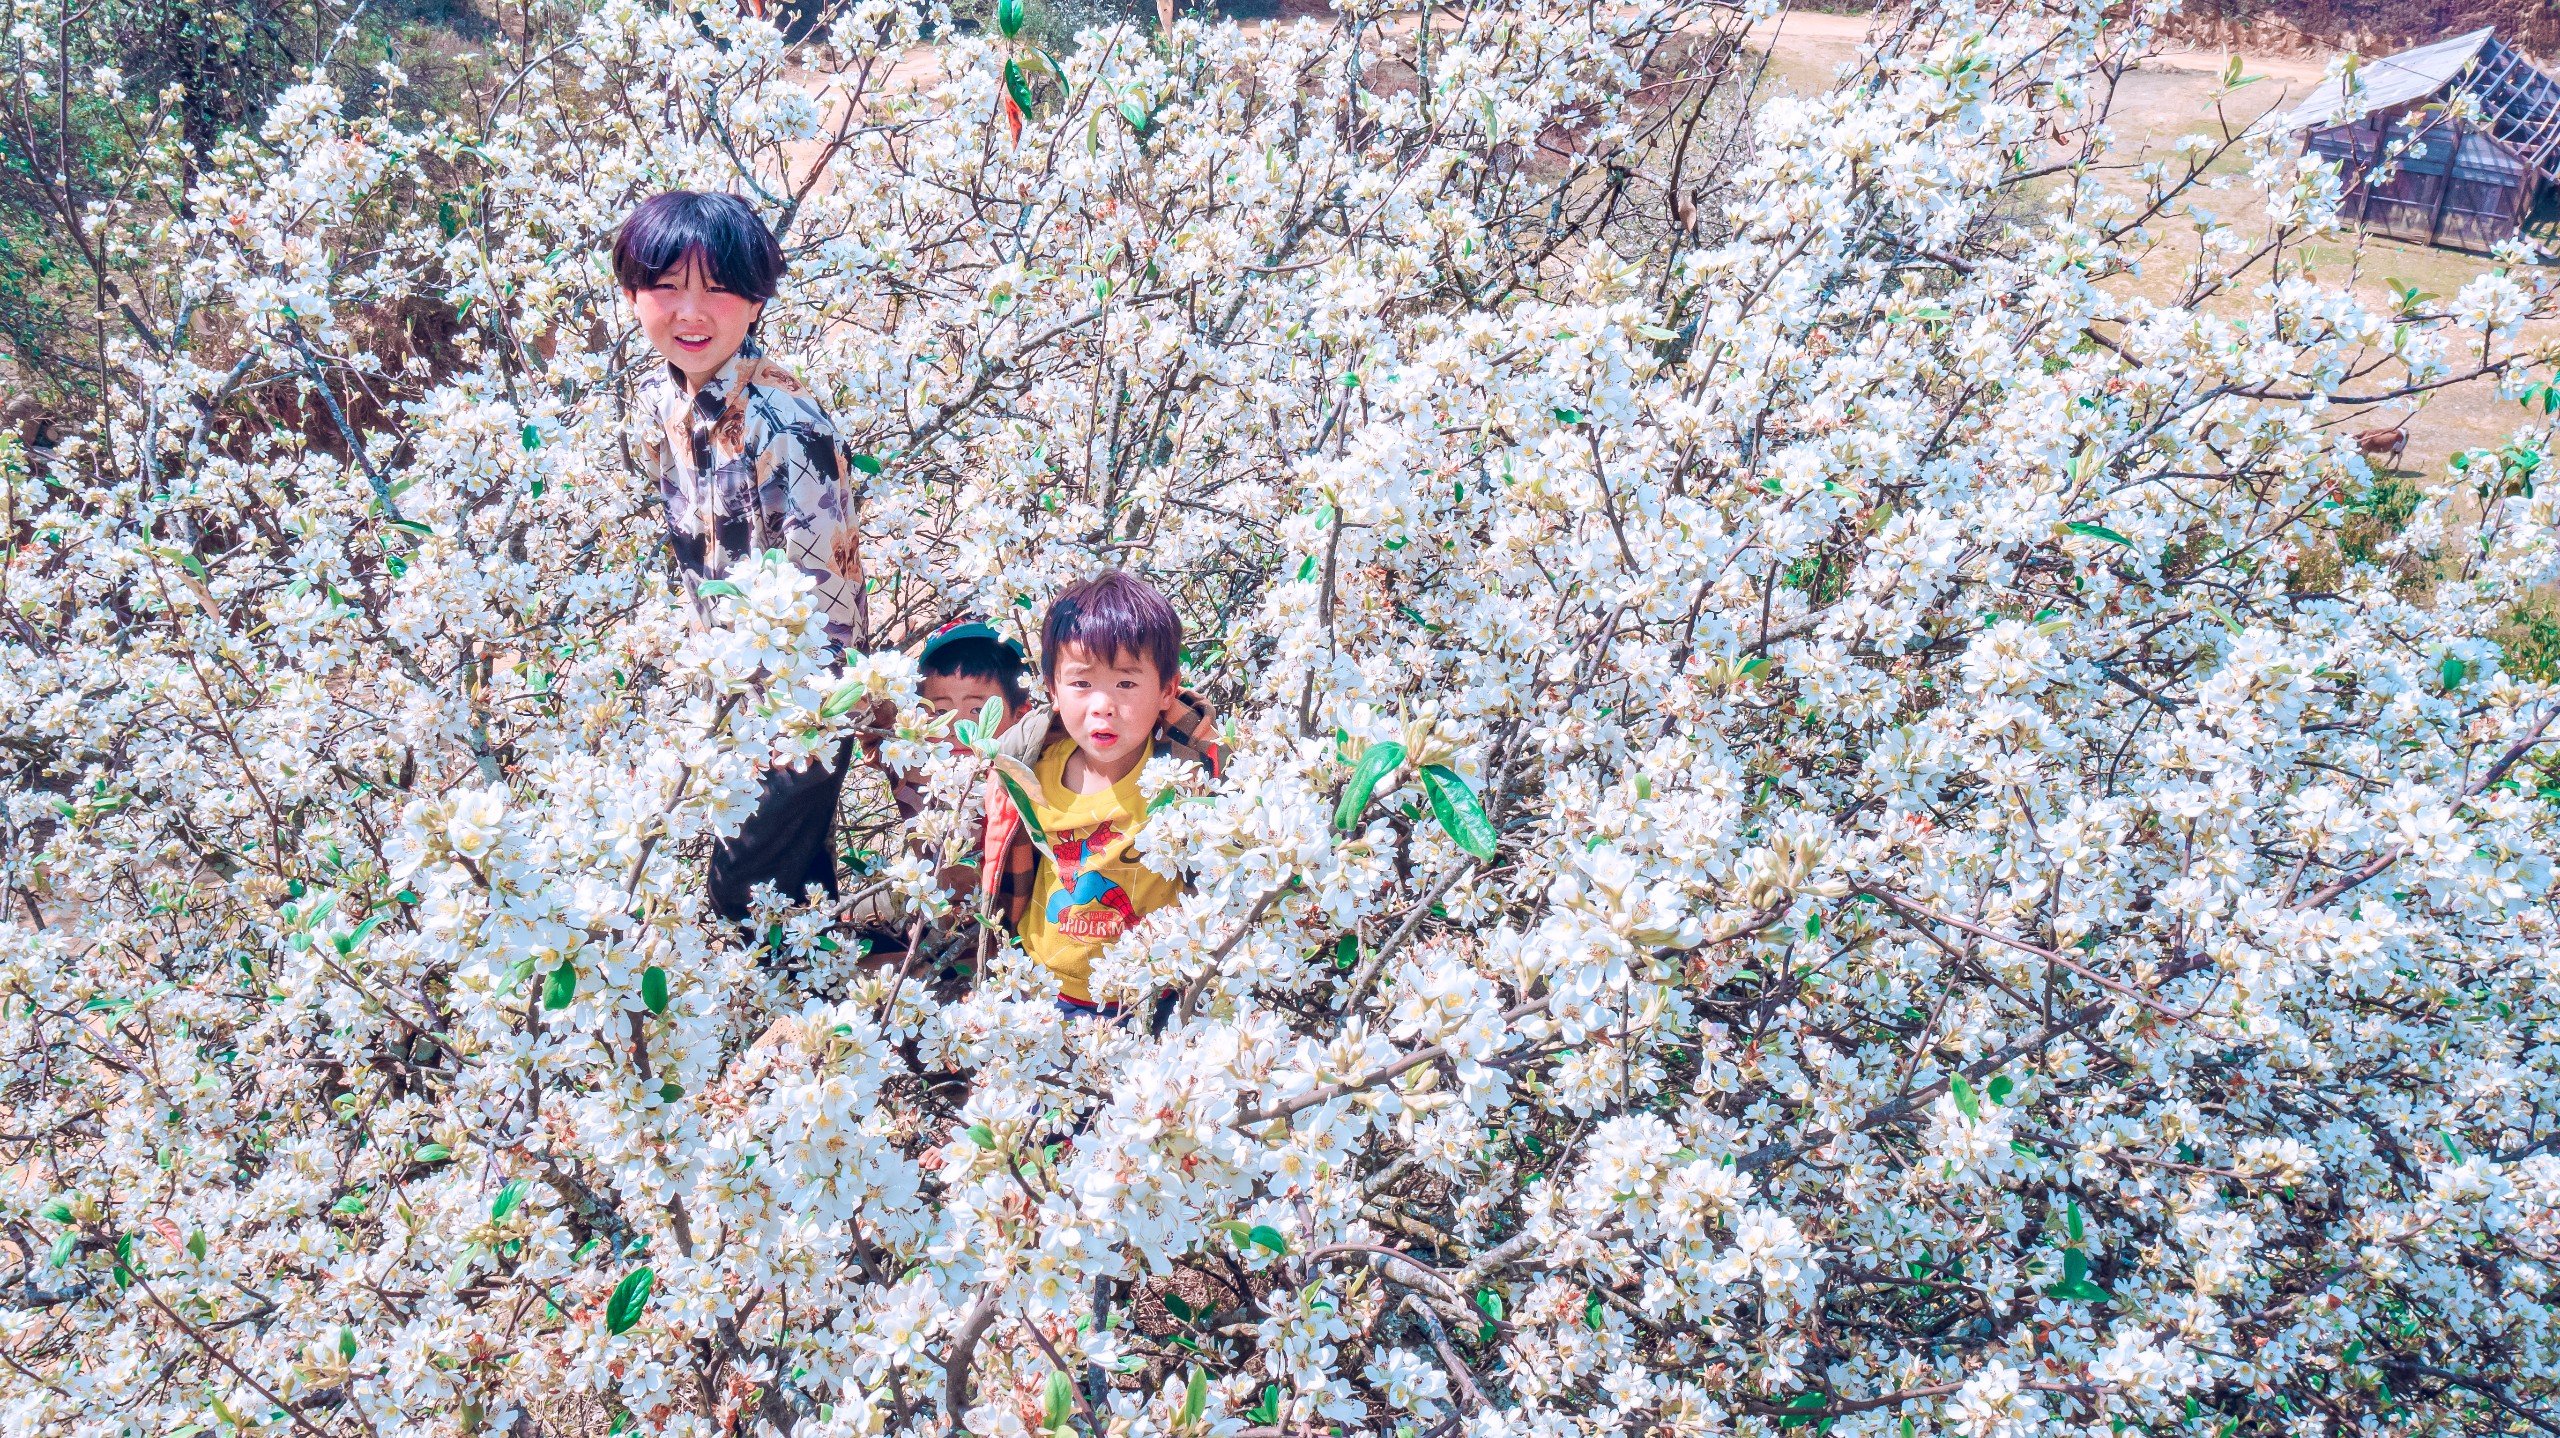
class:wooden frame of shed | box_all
[2277,29,2560,253]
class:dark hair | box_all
[1042,571,1181,683]
[610,191,786,304]
[921,636,1029,709]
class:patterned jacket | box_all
[633,345,868,650]
[981,692,1223,929]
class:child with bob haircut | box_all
[980,571,1220,1018]
[616,189,871,925]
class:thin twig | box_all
[942,1281,1002,1433]
[1400,1294,1488,1414]
[1339,862,1476,1009]
[132,1273,365,1438]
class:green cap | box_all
[919,619,1027,665]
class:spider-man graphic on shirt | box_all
[1044,821,1141,941]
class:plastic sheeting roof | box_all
[2273,28,2497,133]
[2271,28,2560,185]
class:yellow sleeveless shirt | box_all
[1013,738,1184,1002]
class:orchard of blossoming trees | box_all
[3,0,2560,1431]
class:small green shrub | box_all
[2496,593,2560,684]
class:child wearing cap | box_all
[919,622,1032,742]
[849,621,1034,941]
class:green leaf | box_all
[660,1082,684,1104]
[1164,1291,1197,1323]
[849,452,884,476]
[1333,741,1406,832]
[415,1142,453,1164]
[1421,765,1497,860]
[338,913,384,956]
[968,1122,996,1148]
[521,422,542,451]
[996,0,1024,38]
[1986,1074,2013,1106]
[339,1325,359,1359]
[2066,520,2133,547]
[1335,933,1358,970]
[695,579,742,599]
[2044,1246,2111,1302]
[492,1179,529,1222]
[1779,1393,1828,1429]
[964,693,1004,745]
[1247,1384,1281,1426]
[606,1266,654,1334]
[1583,1291,1606,1329]
[1950,1073,1982,1121]
[1038,1369,1072,1431]
[2066,1199,2084,1244]
[998,768,1054,850]
[1181,1366,1208,1427]
[1004,59,1036,123]
[1246,1223,1288,1255]
[1475,1288,1504,1321]
[1553,407,1581,425]
[187,1228,207,1261]
[543,959,577,1010]
[2441,653,2467,691]
[820,681,868,719]
[641,966,669,1016]
[47,1230,77,1267]
[39,1197,71,1224]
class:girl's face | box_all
[624,251,765,391]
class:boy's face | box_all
[624,252,764,390]
[1049,644,1176,778]
[921,671,1016,732]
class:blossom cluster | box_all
[3,0,2559,1434]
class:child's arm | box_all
[996,703,1057,766]
[744,380,868,651]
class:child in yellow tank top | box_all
[1013,735,1186,1002]
[978,571,1221,1015]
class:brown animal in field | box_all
[2355,421,2409,471]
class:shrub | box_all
[3,0,2559,1435]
